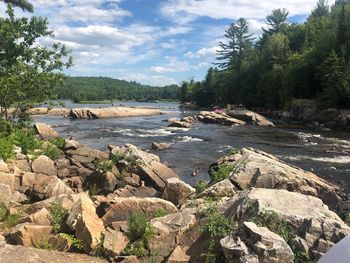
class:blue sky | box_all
[1,0,335,86]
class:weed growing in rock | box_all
[210,163,235,183]
[110,152,125,164]
[194,180,208,193]
[123,211,154,257]
[50,202,68,233]
[93,159,113,173]
[228,148,239,155]
[49,137,66,150]
[0,204,22,229]
[59,233,84,252]
[89,184,101,196]
[153,208,168,218]
[41,143,62,160]
[34,237,53,250]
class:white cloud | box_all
[161,0,336,21]
[185,46,219,58]
[150,57,190,73]
[121,73,178,86]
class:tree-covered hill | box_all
[56,76,180,102]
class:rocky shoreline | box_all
[0,123,349,262]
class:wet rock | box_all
[31,176,74,200]
[31,155,57,176]
[0,243,108,263]
[227,110,275,127]
[197,111,246,126]
[66,193,105,253]
[34,123,59,140]
[101,197,177,225]
[6,223,52,247]
[162,178,195,206]
[151,142,173,151]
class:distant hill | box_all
[56,76,180,102]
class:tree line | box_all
[57,77,180,103]
[181,0,350,110]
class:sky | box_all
[0,0,336,86]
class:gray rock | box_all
[31,155,57,176]
[162,178,195,206]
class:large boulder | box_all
[103,228,129,257]
[67,146,109,161]
[227,110,275,127]
[214,148,340,209]
[101,197,177,225]
[110,144,179,190]
[197,179,238,198]
[31,155,57,176]
[0,172,15,190]
[34,123,59,140]
[0,243,108,263]
[196,111,246,126]
[66,193,105,253]
[6,223,53,247]
[31,176,74,200]
[225,188,350,261]
[151,142,173,151]
[70,107,161,119]
[0,183,12,201]
[162,178,195,206]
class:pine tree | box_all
[2,0,33,12]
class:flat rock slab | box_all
[70,107,162,119]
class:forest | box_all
[181,0,350,110]
[57,77,180,103]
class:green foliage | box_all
[294,251,312,263]
[2,0,34,12]
[40,143,62,160]
[124,211,154,257]
[0,203,9,222]
[9,128,40,155]
[194,180,208,194]
[93,159,113,173]
[228,148,240,155]
[345,213,350,226]
[210,163,235,183]
[110,152,125,164]
[49,202,68,233]
[49,137,65,150]
[58,233,84,252]
[89,184,101,196]
[34,237,53,250]
[251,209,295,243]
[153,208,168,218]
[0,137,15,161]
[0,203,21,229]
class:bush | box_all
[153,208,168,218]
[49,137,66,150]
[59,233,84,252]
[50,202,68,233]
[110,152,125,164]
[124,240,149,257]
[0,137,15,161]
[210,163,235,183]
[194,180,208,194]
[93,159,113,173]
[41,143,62,160]
[34,237,53,250]
[0,203,22,229]
[228,148,239,155]
[9,128,40,154]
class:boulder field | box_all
[0,124,349,262]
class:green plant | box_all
[9,128,41,155]
[91,234,106,258]
[153,208,168,218]
[194,180,208,193]
[34,237,53,250]
[201,203,235,263]
[294,251,312,263]
[41,143,62,160]
[0,202,9,221]
[59,233,84,252]
[0,205,21,229]
[345,213,350,226]
[93,159,113,173]
[251,210,295,243]
[210,163,235,183]
[110,152,125,164]
[89,184,101,196]
[124,240,149,257]
[49,137,66,150]
[228,148,239,155]
[0,137,14,161]
[49,202,68,233]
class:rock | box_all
[6,223,52,247]
[167,246,191,263]
[112,185,158,198]
[34,123,59,140]
[13,159,32,172]
[151,142,173,151]
[58,168,70,178]
[226,188,350,260]
[221,148,340,209]
[31,176,74,200]
[197,179,238,198]
[66,193,105,253]
[0,160,9,173]
[149,211,196,257]
[69,107,162,119]
[0,243,108,263]
[162,178,195,206]
[29,208,52,226]
[0,183,12,201]
[85,171,117,194]
[220,235,258,263]
[101,197,177,225]
[0,172,15,190]
[103,228,129,257]
[168,119,192,128]
[31,155,57,176]
[197,111,246,126]
[122,176,141,187]
[227,110,275,127]
[242,221,294,262]
[111,144,178,190]
[67,146,109,161]
[65,138,83,150]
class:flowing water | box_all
[34,101,350,191]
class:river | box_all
[34,101,350,191]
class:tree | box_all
[263,8,289,35]
[2,0,33,12]
[311,0,330,18]
[0,4,73,120]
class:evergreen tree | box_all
[2,0,33,12]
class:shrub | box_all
[41,143,62,160]
[59,233,84,252]
[9,128,40,154]
[49,202,68,233]
[194,180,208,194]
[210,163,235,183]
[34,237,53,250]
[49,137,66,150]
[0,202,9,221]
[89,184,101,196]
[153,208,168,218]
[0,203,22,229]
[93,159,113,173]
[0,137,15,161]
[228,148,239,155]
[110,152,125,164]
[124,240,149,257]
